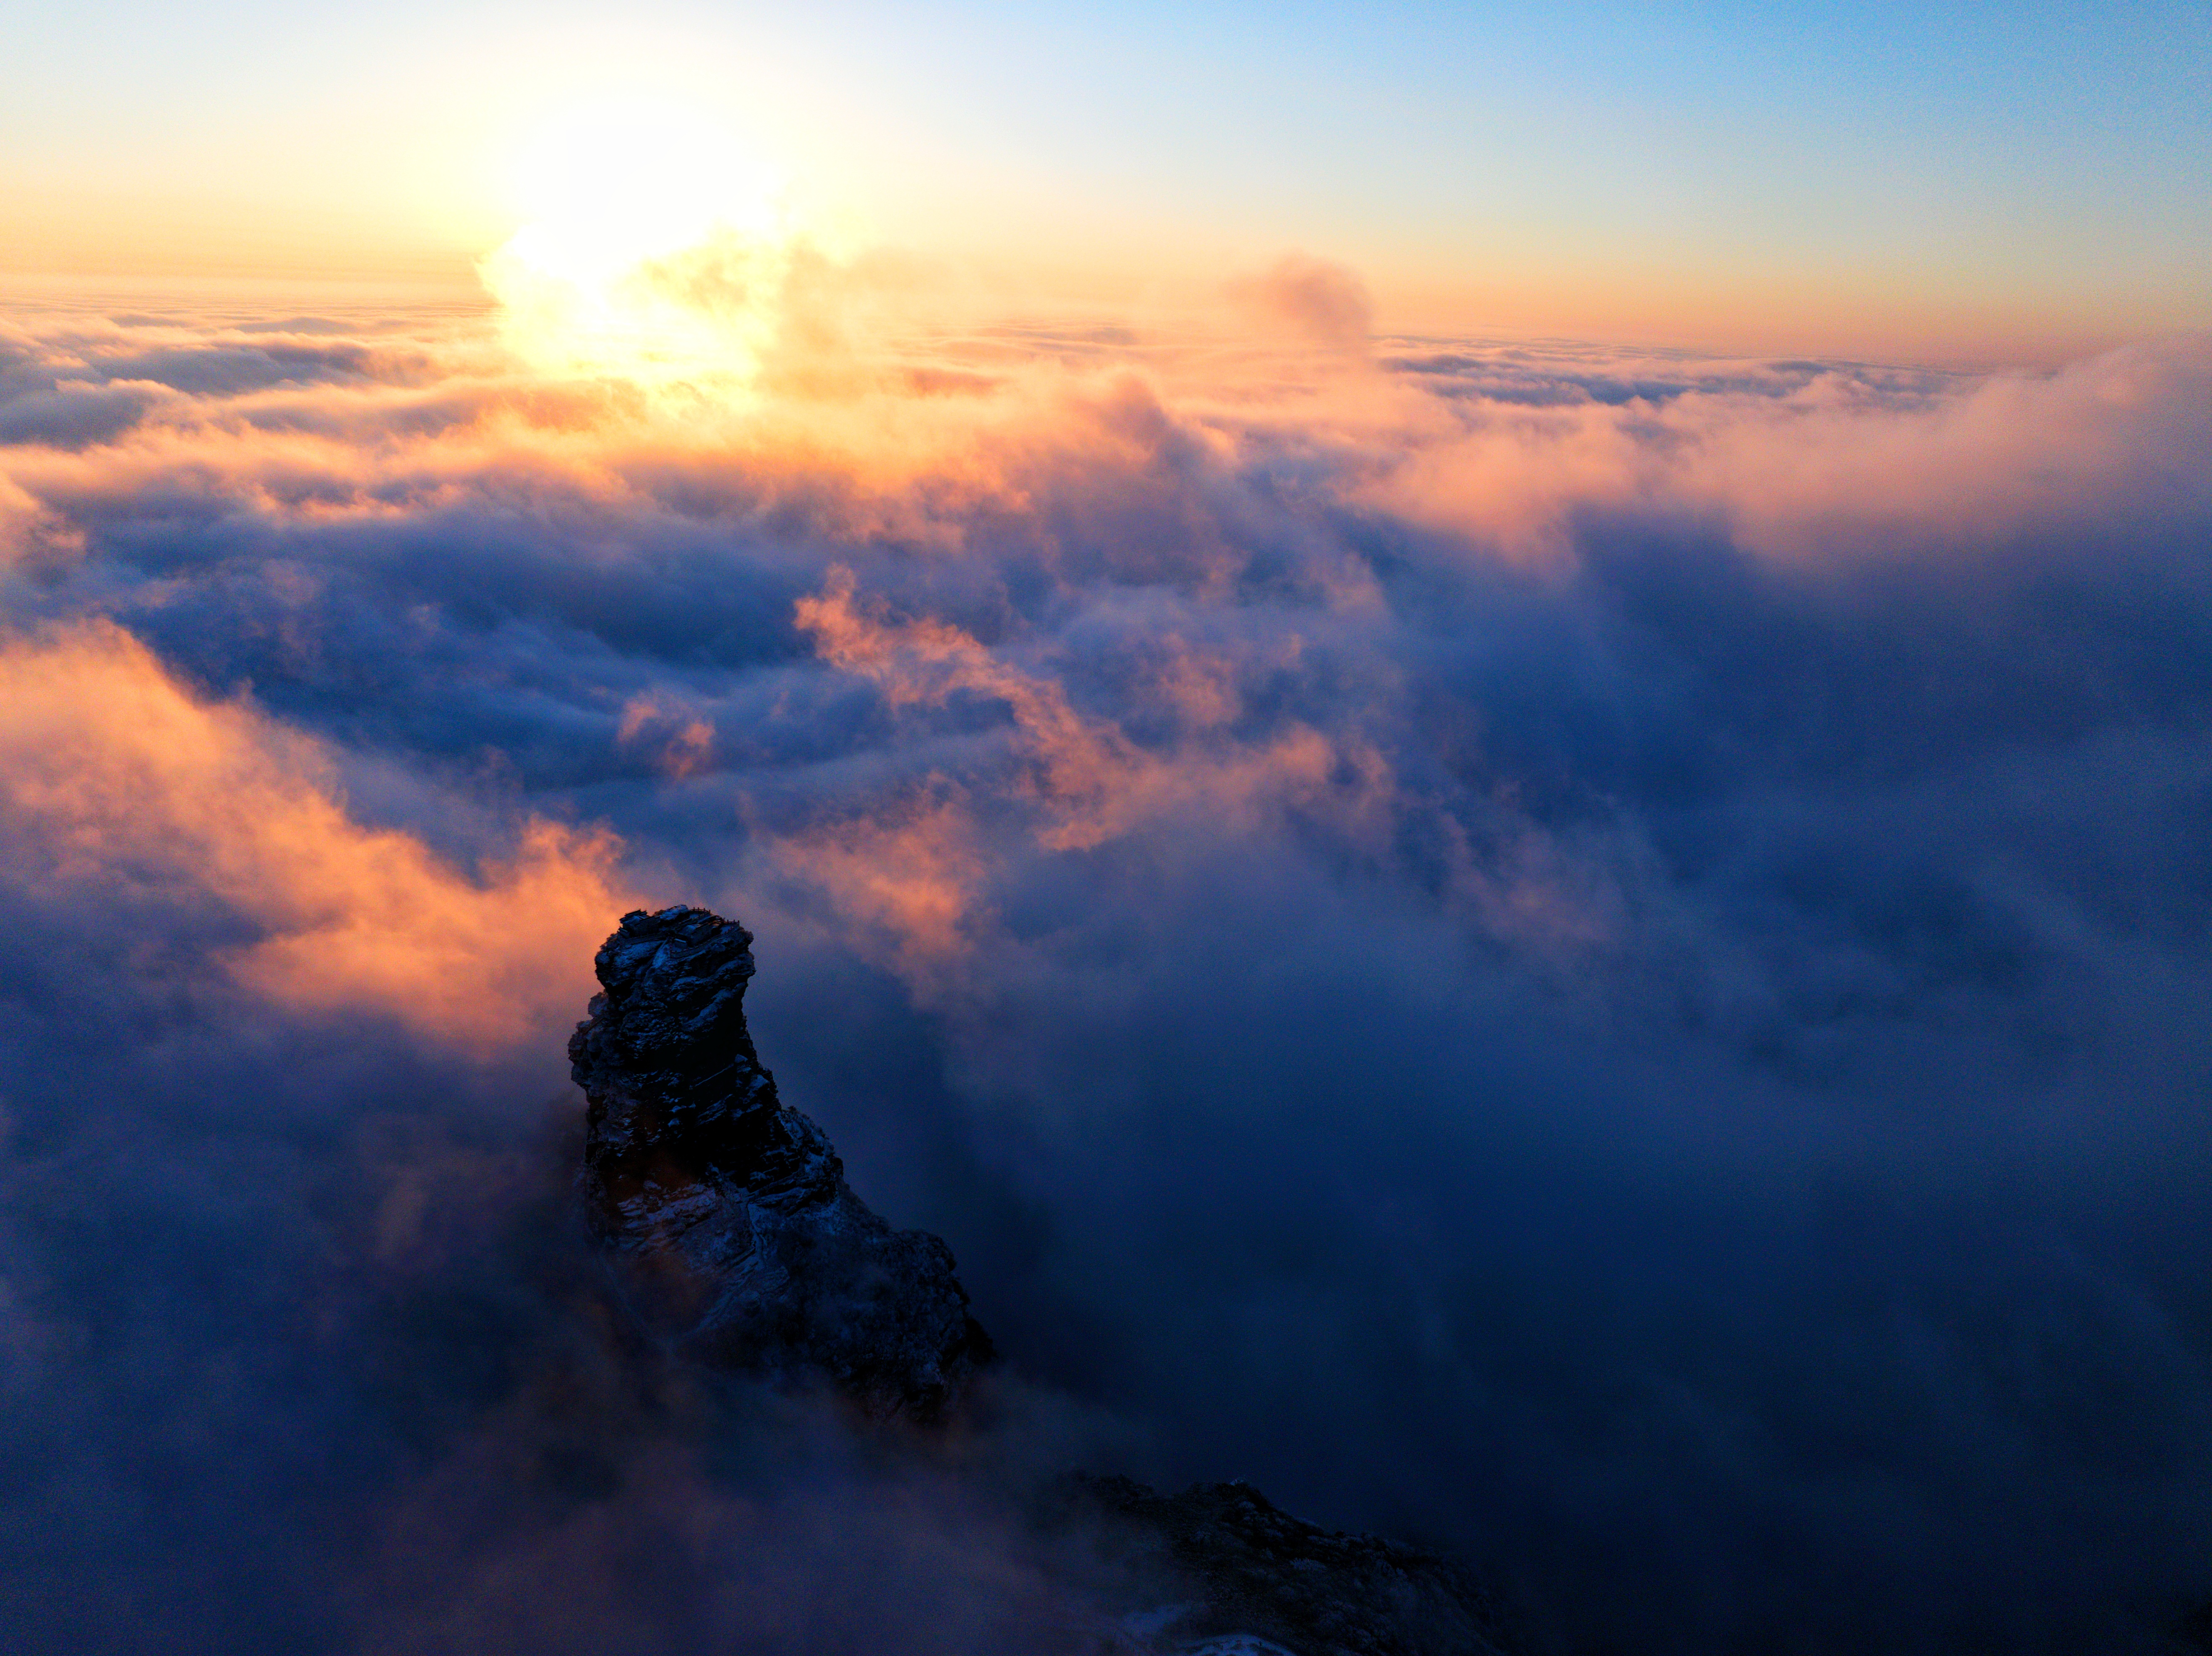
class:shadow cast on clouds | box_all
[3,292,2212,1653]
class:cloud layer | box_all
[4,287,2212,1653]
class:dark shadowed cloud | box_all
[3,294,2211,1653]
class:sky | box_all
[4,8,2212,1656]
[4,0,2209,357]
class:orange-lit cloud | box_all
[0,620,631,1049]
[1226,254,1375,350]
[3,298,2207,1006]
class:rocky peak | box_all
[570,906,991,1419]
[567,908,1518,1652]
[571,905,775,1161]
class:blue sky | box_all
[4,0,2208,353]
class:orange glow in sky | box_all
[480,101,795,379]
[4,2,2209,364]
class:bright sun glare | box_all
[482,99,793,380]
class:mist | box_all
[3,289,2211,1653]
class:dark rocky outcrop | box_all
[1044,1475,1517,1656]
[570,905,991,1419]
[569,906,1516,1652]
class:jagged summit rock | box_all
[570,905,991,1419]
[566,908,1518,1651]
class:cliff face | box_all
[569,906,991,1419]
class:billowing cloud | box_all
[1227,254,1375,348]
[3,285,2212,1653]
[0,620,630,1048]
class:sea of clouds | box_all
[3,265,2211,1654]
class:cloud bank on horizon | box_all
[4,273,2212,1653]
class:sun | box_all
[504,99,781,282]
[480,98,793,380]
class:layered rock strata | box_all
[570,905,991,1419]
